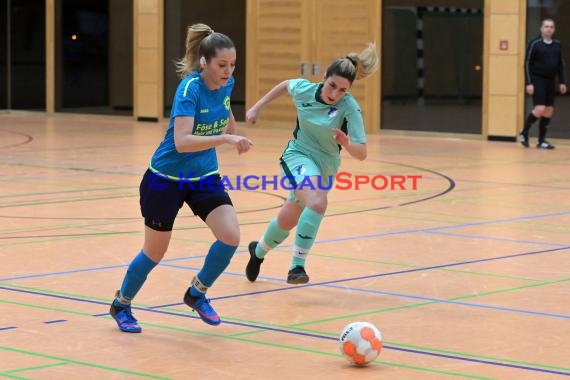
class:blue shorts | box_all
[140,169,233,231]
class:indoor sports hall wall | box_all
[1,0,569,140]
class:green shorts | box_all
[279,141,340,201]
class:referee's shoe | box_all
[537,140,555,149]
[519,132,529,148]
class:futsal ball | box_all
[339,321,383,366]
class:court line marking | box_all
[1,209,568,281]
[3,362,68,375]
[0,298,566,378]
[0,346,170,379]
[422,230,568,247]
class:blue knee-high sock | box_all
[190,240,237,297]
[114,250,157,306]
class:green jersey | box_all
[287,78,366,158]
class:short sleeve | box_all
[172,78,200,118]
[287,78,311,97]
[345,97,366,144]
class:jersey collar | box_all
[315,83,329,105]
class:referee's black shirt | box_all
[525,36,566,85]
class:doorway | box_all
[1,0,46,111]
[55,0,133,115]
[163,0,246,120]
[382,0,484,134]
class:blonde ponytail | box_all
[175,23,214,78]
[326,42,379,83]
[346,43,379,81]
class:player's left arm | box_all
[333,128,367,161]
[335,101,367,161]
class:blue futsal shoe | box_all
[183,289,221,326]
[110,301,142,333]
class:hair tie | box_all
[345,56,357,67]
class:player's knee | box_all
[305,195,327,214]
[534,105,546,116]
[544,107,554,117]
[218,229,240,247]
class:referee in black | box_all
[520,18,567,149]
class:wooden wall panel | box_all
[490,0,519,14]
[489,14,520,55]
[488,55,518,95]
[483,0,526,139]
[488,95,517,135]
[246,0,307,125]
[246,0,381,132]
[133,0,163,121]
[313,0,380,133]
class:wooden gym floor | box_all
[0,113,569,379]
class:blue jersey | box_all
[287,78,365,158]
[150,71,234,180]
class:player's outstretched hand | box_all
[246,107,261,124]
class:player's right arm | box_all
[246,80,290,124]
[174,116,252,155]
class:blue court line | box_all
[154,263,570,320]
[320,284,570,319]
[423,230,569,247]
[0,326,17,331]
[43,319,66,324]
[312,210,570,246]
[384,345,570,377]
[2,287,569,375]
[102,306,570,377]
[2,293,568,375]
[206,246,570,301]
[0,254,207,282]
[3,244,570,321]
[1,210,568,283]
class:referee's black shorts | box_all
[531,75,556,106]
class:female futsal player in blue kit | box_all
[109,24,252,332]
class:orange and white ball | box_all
[339,322,383,366]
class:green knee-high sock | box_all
[255,218,290,259]
[291,207,323,268]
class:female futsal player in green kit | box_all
[245,43,379,284]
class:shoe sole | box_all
[117,323,142,333]
[519,134,529,148]
[110,307,142,333]
[195,312,221,326]
[287,275,309,284]
[183,293,221,326]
